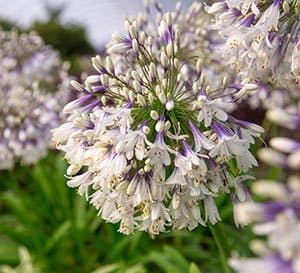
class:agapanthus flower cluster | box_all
[231,175,300,273]
[53,3,263,236]
[206,0,300,81]
[0,30,70,169]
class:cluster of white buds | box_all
[0,30,70,169]
[206,0,300,82]
[53,3,263,237]
[231,175,300,273]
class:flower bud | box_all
[150,110,159,120]
[166,100,174,111]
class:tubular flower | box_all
[0,30,70,169]
[53,4,263,236]
[231,176,300,273]
[206,0,300,81]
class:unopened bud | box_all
[196,59,202,73]
[287,151,300,169]
[155,120,165,132]
[70,80,84,92]
[150,110,159,120]
[133,80,141,92]
[283,1,289,13]
[92,55,102,73]
[101,95,107,105]
[257,148,286,167]
[155,85,161,96]
[105,56,114,73]
[87,75,101,84]
[148,93,155,104]
[192,82,199,93]
[174,58,179,69]
[128,91,136,102]
[124,20,130,33]
[149,63,156,79]
[129,24,137,39]
[158,93,166,104]
[100,74,109,87]
[161,52,169,68]
[137,94,146,106]
[142,126,150,134]
[166,12,172,26]
[162,79,168,90]
[166,100,174,110]
[140,31,146,43]
[132,39,139,52]
[252,180,287,201]
[166,42,173,57]
[288,176,300,193]
[270,137,299,153]
[164,120,171,130]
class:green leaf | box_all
[44,220,71,253]
[91,264,119,273]
[163,246,189,272]
[124,264,146,273]
[189,263,202,273]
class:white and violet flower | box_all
[231,176,300,273]
[0,30,70,169]
[53,3,263,236]
[207,0,300,81]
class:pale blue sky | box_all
[0,0,194,48]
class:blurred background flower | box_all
[0,30,70,169]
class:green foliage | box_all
[0,153,101,272]
[31,20,95,76]
[0,152,254,273]
[0,247,39,273]
[0,19,19,31]
[32,21,94,58]
[189,263,202,273]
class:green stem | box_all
[209,224,232,273]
